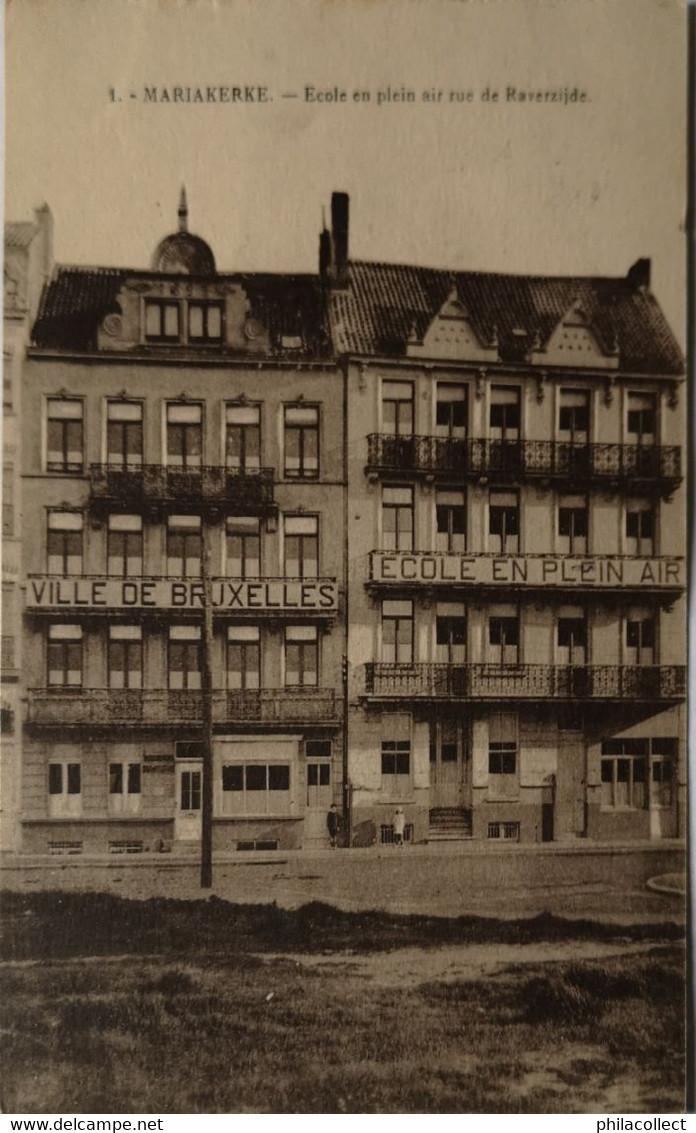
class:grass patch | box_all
[0,890,684,962]
[0,947,685,1113]
[0,891,686,1113]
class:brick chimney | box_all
[627,257,651,290]
[330,191,349,286]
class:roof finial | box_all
[178,186,188,233]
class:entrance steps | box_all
[428,807,472,841]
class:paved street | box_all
[1,841,687,924]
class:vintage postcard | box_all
[1,0,688,1117]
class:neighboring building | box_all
[20,192,344,855]
[14,190,686,855]
[320,195,686,847]
[2,207,53,851]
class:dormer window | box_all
[144,299,224,344]
[188,302,223,342]
[145,300,180,342]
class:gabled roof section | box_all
[31,265,330,357]
[327,261,683,375]
[406,283,499,362]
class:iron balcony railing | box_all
[27,688,339,727]
[366,435,681,488]
[364,662,686,702]
[89,464,276,514]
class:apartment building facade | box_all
[20,195,346,855]
[2,206,53,851]
[12,190,686,854]
[321,204,686,847]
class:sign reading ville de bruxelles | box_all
[27,577,338,611]
[370,553,684,588]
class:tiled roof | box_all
[4,221,37,249]
[328,261,684,375]
[32,266,329,355]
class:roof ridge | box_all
[348,259,628,285]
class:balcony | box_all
[25,575,339,617]
[368,552,685,594]
[89,464,276,517]
[366,436,682,493]
[364,662,686,702]
[26,688,340,728]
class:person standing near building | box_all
[393,806,406,847]
[327,803,340,848]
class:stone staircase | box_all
[428,807,473,842]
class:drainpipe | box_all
[341,355,351,846]
[200,519,214,887]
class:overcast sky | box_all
[5,0,687,346]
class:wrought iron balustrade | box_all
[364,662,685,701]
[27,687,340,727]
[366,435,681,488]
[89,463,276,513]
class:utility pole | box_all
[200,520,214,888]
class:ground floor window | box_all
[488,712,518,798]
[221,763,291,815]
[488,822,520,841]
[381,739,410,795]
[48,761,81,816]
[109,761,142,813]
[600,740,647,809]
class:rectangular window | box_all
[382,381,413,436]
[2,467,13,537]
[626,504,655,555]
[559,390,590,440]
[489,491,519,553]
[47,512,84,575]
[381,740,410,777]
[558,495,588,554]
[221,762,291,815]
[625,611,655,665]
[600,739,648,809]
[106,401,143,467]
[46,398,83,473]
[435,384,467,436]
[167,515,201,577]
[489,387,520,438]
[284,515,319,577]
[382,600,413,664]
[225,404,260,471]
[285,625,318,687]
[557,614,587,665]
[48,762,82,817]
[3,376,13,413]
[166,403,202,469]
[107,515,143,577]
[226,516,261,577]
[109,761,142,814]
[488,713,518,797]
[168,625,201,690]
[145,300,180,342]
[435,602,467,663]
[382,487,413,552]
[108,625,143,690]
[488,610,519,664]
[188,302,223,343]
[436,491,466,553]
[47,624,83,687]
[227,626,260,690]
[284,405,319,479]
[627,393,656,444]
[650,739,677,808]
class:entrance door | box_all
[305,761,332,843]
[175,761,202,840]
[430,719,468,807]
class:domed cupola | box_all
[151,187,216,275]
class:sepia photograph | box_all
[1,0,689,1117]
